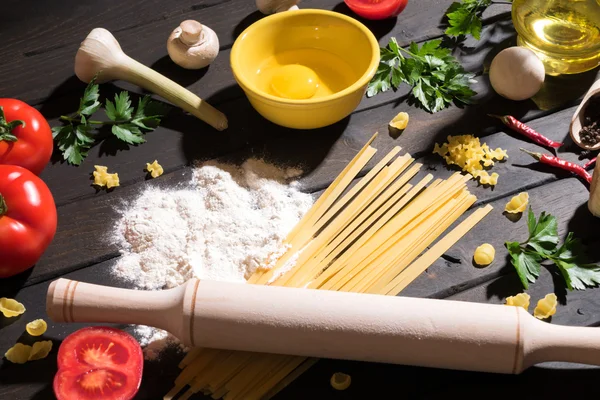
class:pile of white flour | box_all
[111,159,313,359]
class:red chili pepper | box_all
[521,148,592,184]
[490,114,563,149]
[584,157,596,170]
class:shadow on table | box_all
[150,56,209,88]
[331,2,397,40]
[0,268,34,300]
[233,10,264,42]
[173,85,350,178]
[0,346,57,399]
[283,357,600,400]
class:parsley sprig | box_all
[367,38,477,113]
[506,207,600,291]
[444,0,513,40]
[52,78,167,165]
[444,0,491,40]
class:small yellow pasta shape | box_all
[26,319,48,336]
[505,293,531,310]
[93,165,120,189]
[505,192,529,214]
[5,343,32,364]
[473,243,495,266]
[433,135,507,186]
[534,293,557,319]
[146,160,164,178]
[330,372,351,391]
[28,340,53,361]
[389,111,409,131]
[0,297,26,318]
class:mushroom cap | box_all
[167,21,220,70]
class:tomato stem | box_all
[0,193,7,217]
[0,106,25,143]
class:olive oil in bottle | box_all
[512,0,600,75]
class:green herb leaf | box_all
[367,38,477,112]
[526,207,559,255]
[506,208,600,291]
[105,92,134,122]
[52,84,167,165]
[552,233,600,290]
[367,64,393,97]
[52,124,91,165]
[111,124,146,145]
[444,0,492,40]
[78,79,101,117]
[131,96,167,130]
[506,241,541,289]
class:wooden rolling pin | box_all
[47,278,600,374]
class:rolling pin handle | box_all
[46,278,186,334]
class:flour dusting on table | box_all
[111,159,313,358]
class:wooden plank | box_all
[449,269,600,328]
[39,58,586,209]
[35,13,600,208]
[0,104,588,292]
[401,177,596,300]
[0,1,511,105]
[0,261,182,400]
[2,209,599,399]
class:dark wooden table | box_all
[2,0,600,399]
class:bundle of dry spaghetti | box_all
[166,134,492,400]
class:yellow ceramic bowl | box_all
[230,9,380,129]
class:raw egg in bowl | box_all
[230,9,379,129]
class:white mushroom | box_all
[167,20,219,70]
[256,0,299,14]
[75,28,227,130]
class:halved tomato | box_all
[344,0,408,20]
[53,327,143,400]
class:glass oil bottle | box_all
[512,0,600,75]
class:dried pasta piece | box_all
[505,192,529,213]
[330,372,351,391]
[146,160,164,178]
[389,112,409,131]
[5,343,32,364]
[505,293,531,310]
[534,293,557,319]
[433,135,506,186]
[0,297,26,318]
[92,165,120,189]
[473,243,495,266]
[26,319,48,336]
[28,340,53,361]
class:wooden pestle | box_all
[47,278,600,374]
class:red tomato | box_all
[0,165,57,278]
[344,0,408,20]
[0,98,53,175]
[54,327,143,400]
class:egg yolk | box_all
[270,65,319,100]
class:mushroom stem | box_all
[75,28,227,131]
[179,20,204,46]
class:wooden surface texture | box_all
[1,0,600,398]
